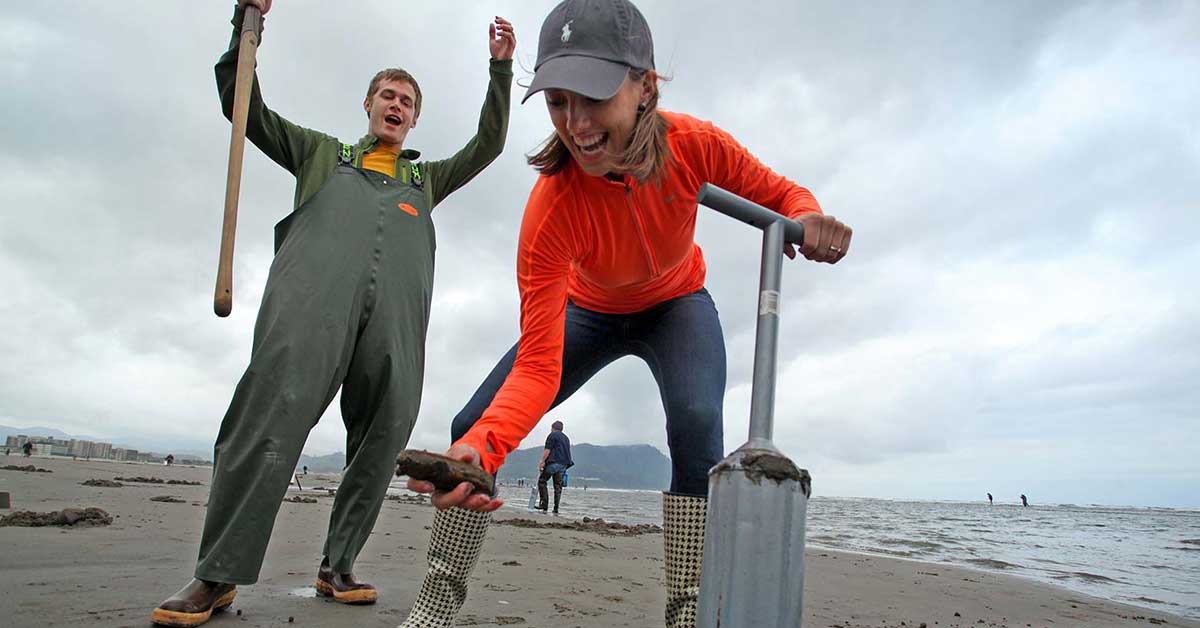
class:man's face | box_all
[364,78,418,149]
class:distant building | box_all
[112,447,142,462]
[66,439,113,459]
[6,430,209,465]
[12,435,69,456]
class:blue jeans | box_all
[452,288,726,496]
[543,463,569,475]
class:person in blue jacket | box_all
[536,420,573,514]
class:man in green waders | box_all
[151,1,515,625]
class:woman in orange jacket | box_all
[400,1,850,627]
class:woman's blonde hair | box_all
[527,70,672,183]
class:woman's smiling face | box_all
[544,72,653,178]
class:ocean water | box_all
[486,485,1200,620]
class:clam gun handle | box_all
[696,183,805,243]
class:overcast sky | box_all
[2,1,1196,508]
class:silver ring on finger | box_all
[828,245,842,254]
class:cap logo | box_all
[561,20,573,43]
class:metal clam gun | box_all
[696,183,813,627]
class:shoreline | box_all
[804,543,1187,619]
[1,456,1196,627]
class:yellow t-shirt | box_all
[361,145,399,178]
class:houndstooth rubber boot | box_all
[399,507,491,628]
[662,492,708,628]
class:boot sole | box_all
[315,579,377,604]
[151,589,237,627]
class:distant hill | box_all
[0,424,98,441]
[298,451,347,473]
[495,443,670,490]
[2,422,672,489]
[304,443,672,490]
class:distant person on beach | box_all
[22,442,32,457]
[536,420,573,514]
[150,1,515,626]
[403,1,851,626]
[1021,494,1029,507]
[987,492,993,505]
[166,454,175,466]
[302,465,308,475]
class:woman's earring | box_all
[637,101,648,113]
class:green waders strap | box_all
[338,143,354,166]
[409,161,424,190]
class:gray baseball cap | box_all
[522,0,655,104]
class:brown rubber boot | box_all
[151,579,237,627]
[315,556,377,604]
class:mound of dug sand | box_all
[0,507,113,527]
[114,476,201,485]
[81,479,124,487]
[386,494,428,504]
[495,516,662,536]
[2,464,53,473]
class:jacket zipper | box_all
[624,182,659,277]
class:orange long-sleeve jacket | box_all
[455,111,822,472]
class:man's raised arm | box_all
[215,0,326,176]
[426,17,516,208]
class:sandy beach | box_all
[0,456,1194,628]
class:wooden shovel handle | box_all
[214,6,262,317]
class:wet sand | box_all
[1,456,1195,628]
